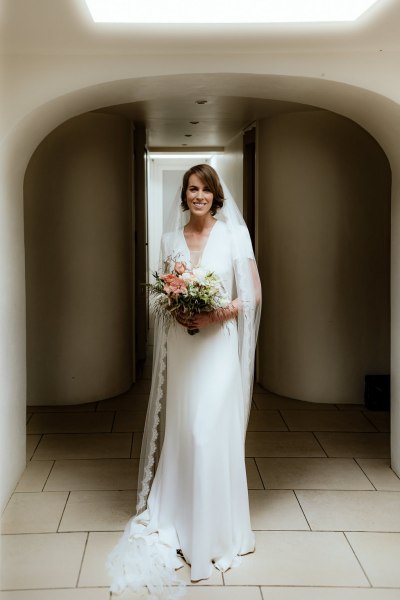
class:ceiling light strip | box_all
[84,0,380,23]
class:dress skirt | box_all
[146,318,255,581]
[106,219,257,595]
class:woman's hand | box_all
[191,301,239,329]
[174,311,193,328]
[174,311,213,330]
[175,300,239,331]
[189,311,215,330]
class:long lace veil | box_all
[135,176,262,515]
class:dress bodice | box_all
[162,220,236,301]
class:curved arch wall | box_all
[257,110,391,403]
[24,112,133,405]
[2,70,400,511]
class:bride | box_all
[106,164,261,598]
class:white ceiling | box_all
[2,0,399,54]
[2,0,399,148]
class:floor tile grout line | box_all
[253,458,266,490]
[130,432,135,458]
[342,531,373,587]
[1,586,111,592]
[30,456,139,461]
[76,531,90,588]
[250,428,384,433]
[258,588,400,597]
[354,457,379,491]
[28,429,118,435]
[5,432,42,504]
[41,459,56,491]
[360,411,382,432]
[247,487,380,492]
[245,454,389,459]
[351,456,379,488]
[28,407,97,414]
[28,426,390,435]
[40,487,138,494]
[12,486,395,495]
[248,456,386,461]
[277,409,290,431]
[256,527,400,534]
[266,429,383,433]
[2,530,125,536]
[311,431,329,457]
[57,490,71,532]
[4,526,400,536]
[28,410,115,417]
[258,454,392,459]
[292,489,312,531]
[33,431,134,437]
[110,410,116,433]
[29,433,43,461]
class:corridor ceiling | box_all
[1,0,399,148]
[95,96,320,148]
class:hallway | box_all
[1,374,399,598]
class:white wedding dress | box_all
[107,219,255,597]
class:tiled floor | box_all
[2,380,399,600]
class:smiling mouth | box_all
[193,202,207,207]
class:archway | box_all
[1,72,399,511]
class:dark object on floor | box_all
[364,374,390,411]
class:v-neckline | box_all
[182,219,219,265]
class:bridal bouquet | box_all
[148,259,230,335]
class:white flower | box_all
[192,267,207,282]
[181,272,193,281]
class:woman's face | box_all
[185,174,214,217]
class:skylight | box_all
[84,0,381,24]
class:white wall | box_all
[257,110,391,403]
[211,133,243,211]
[0,149,27,513]
[1,60,400,508]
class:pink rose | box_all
[160,273,187,295]
[174,261,186,275]
[169,278,187,295]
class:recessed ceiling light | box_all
[84,0,381,23]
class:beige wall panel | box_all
[257,111,391,403]
[24,112,133,405]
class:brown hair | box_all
[180,164,224,216]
